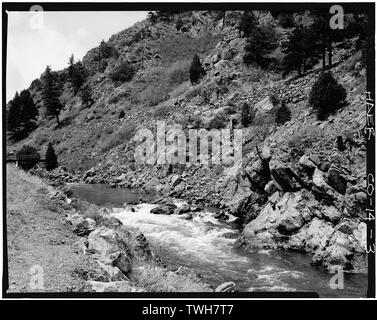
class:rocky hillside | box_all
[9,11,368,273]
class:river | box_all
[69,183,368,297]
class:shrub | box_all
[288,125,324,156]
[189,54,205,84]
[309,72,347,120]
[45,142,58,171]
[175,16,184,31]
[110,62,135,83]
[275,101,291,125]
[269,93,280,106]
[16,145,40,170]
[241,102,255,127]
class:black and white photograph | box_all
[1,1,375,303]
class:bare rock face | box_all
[215,281,238,292]
[108,251,132,275]
[241,189,366,271]
[88,226,129,256]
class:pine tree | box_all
[68,54,75,80]
[275,100,291,125]
[42,66,63,125]
[45,142,58,171]
[238,11,257,38]
[19,89,38,133]
[6,92,22,137]
[189,54,205,84]
[6,90,38,139]
[241,102,255,127]
[309,72,347,120]
[243,25,278,67]
[282,26,319,77]
[80,83,93,108]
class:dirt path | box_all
[6,164,97,293]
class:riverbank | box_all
[5,164,213,293]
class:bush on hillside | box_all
[119,110,125,119]
[309,72,347,120]
[275,101,291,125]
[110,62,136,83]
[189,54,205,84]
[45,142,58,171]
[269,93,280,106]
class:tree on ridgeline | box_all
[41,66,64,126]
[189,54,205,85]
[6,90,38,140]
[45,142,58,171]
[68,54,88,94]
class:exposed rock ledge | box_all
[239,190,367,272]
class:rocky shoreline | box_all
[30,168,238,292]
[31,151,368,275]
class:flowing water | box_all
[69,183,368,297]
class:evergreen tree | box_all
[80,83,94,108]
[6,90,38,139]
[238,11,257,38]
[241,102,255,127]
[45,142,58,171]
[68,54,75,80]
[243,25,278,67]
[19,89,38,133]
[98,40,117,71]
[309,11,346,69]
[42,66,64,125]
[189,54,205,84]
[67,54,87,94]
[275,100,291,125]
[282,26,319,77]
[309,72,347,120]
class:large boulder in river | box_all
[88,226,130,256]
[215,281,238,292]
[150,203,177,215]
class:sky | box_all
[6,11,148,101]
